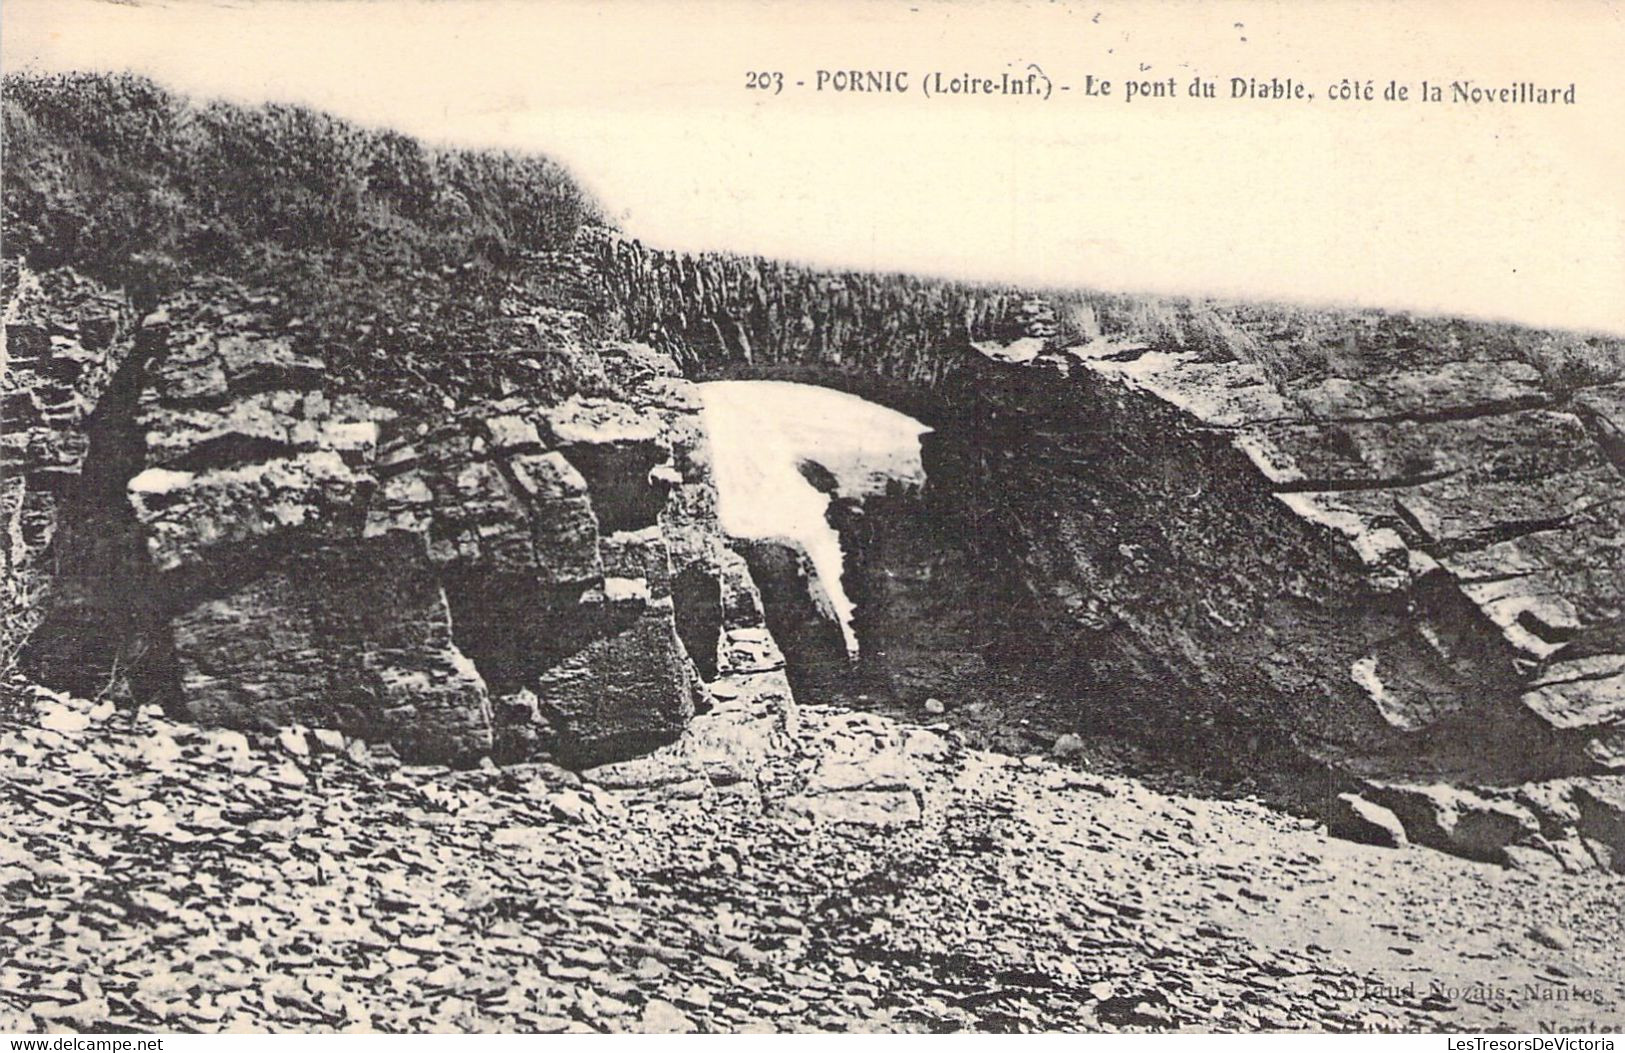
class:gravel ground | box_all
[2,662,1622,1034]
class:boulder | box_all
[534,596,697,768]
[1326,792,1408,849]
[784,712,926,827]
[1362,782,1542,864]
[1572,779,1625,872]
[732,536,850,697]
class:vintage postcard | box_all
[1,0,1621,1040]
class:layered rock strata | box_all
[10,271,727,767]
[8,235,1622,793]
[591,236,1625,781]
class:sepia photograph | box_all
[1,0,1622,1040]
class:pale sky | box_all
[3,0,1622,334]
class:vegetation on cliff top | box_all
[4,72,1619,403]
[4,72,594,287]
[3,72,616,407]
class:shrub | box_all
[3,72,607,410]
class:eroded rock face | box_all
[15,275,727,767]
[986,338,1622,779]
[2,266,139,669]
[593,237,1625,785]
[8,231,1622,864]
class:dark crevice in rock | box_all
[670,563,723,682]
[1272,469,1459,494]
[553,442,668,535]
[22,320,181,707]
[1517,608,1580,646]
[163,433,301,474]
[1396,505,1581,557]
[1535,663,1625,688]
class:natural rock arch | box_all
[590,233,1625,784]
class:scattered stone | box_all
[785,789,921,827]
[278,727,311,757]
[1326,793,1408,849]
[550,789,597,824]
[1527,923,1573,952]
[37,703,90,734]
[1052,733,1086,760]
[639,999,694,1033]
[311,728,347,753]
[269,761,309,788]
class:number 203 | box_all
[745,71,784,94]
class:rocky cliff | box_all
[588,235,1625,788]
[5,265,728,767]
[4,76,1622,847]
